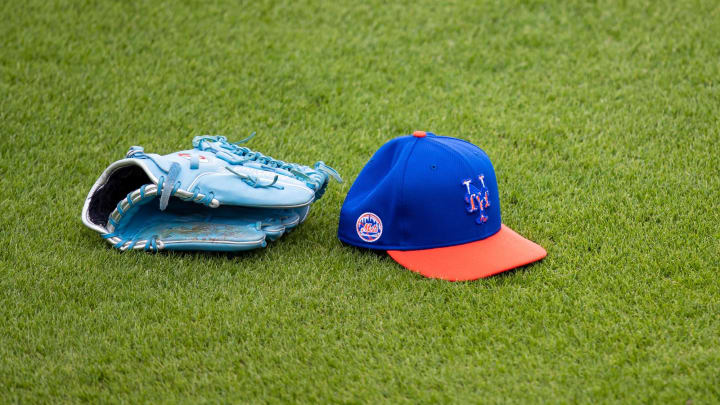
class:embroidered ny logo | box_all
[462,175,490,224]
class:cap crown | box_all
[338,133,502,250]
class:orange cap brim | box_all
[387,224,546,281]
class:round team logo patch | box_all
[356,212,382,243]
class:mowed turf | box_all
[1,0,719,402]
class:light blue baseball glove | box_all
[81,135,342,252]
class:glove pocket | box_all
[106,187,304,252]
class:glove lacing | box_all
[193,134,342,192]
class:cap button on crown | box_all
[413,131,427,138]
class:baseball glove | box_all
[81,135,342,252]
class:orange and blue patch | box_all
[356,212,383,243]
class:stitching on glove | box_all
[193,134,341,193]
[225,166,283,189]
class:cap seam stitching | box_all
[396,138,421,244]
[427,137,479,176]
[431,135,490,156]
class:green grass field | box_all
[1,0,719,402]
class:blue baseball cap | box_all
[338,131,546,281]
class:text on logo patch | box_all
[356,212,383,243]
